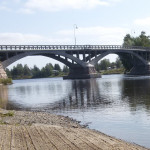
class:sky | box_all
[1,0,150,69]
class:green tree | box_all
[41,67,47,77]
[6,68,11,78]
[45,63,53,76]
[31,65,41,78]
[123,34,135,46]
[95,63,101,72]
[123,31,150,47]
[99,59,111,70]
[63,65,69,74]
[115,57,122,68]
[11,66,18,78]
[110,62,116,69]
[54,64,61,72]
[23,64,31,76]
[16,64,24,77]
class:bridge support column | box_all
[63,66,101,79]
[0,63,7,79]
[129,64,150,75]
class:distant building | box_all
[107,67,111,70]
[52,70,59,73]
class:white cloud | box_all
[0,33,70,45]
[134,17,150,26]
[22,0,121,13]
[109,0,122,2]
[0,6,11,11]
[58,26,129,44]
[13,0,21,3]
[0,0,123,13]
[18,8,35,14]
[59,26,127,35]
[0,26,128,45]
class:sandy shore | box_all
[0,109,148,150]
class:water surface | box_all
[0,75,150,148]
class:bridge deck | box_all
[0,45,149,51]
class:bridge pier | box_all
[63,66,101,79]
[0,63,7,79]
[129,64,150,75]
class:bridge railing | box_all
[0,45,149,51]
[0,45,122,50]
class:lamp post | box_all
[74,24,78,45]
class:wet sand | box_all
[0,109,148,150]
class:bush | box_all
[0,78,12,85]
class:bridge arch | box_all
[89,50,148,66]
[1,51,87,69]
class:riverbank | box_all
[0,78,12,85]
[0,109,81,128]
[101,68,125,75]
[0,109,148,150]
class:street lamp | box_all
[74,24,78,45]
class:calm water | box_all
[0,75,150,148]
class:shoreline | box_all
[0,108,148,150]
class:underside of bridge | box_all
[118,52,150,75]
[0,50,102,80]
[0,45,150,79]
[42,52,101,79]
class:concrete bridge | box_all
[0,45,150,79]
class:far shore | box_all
[0,108,148,150]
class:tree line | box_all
[123,31,150,47]
[95,57,123,72]
[6,63,69,79]
[6,58,123,79]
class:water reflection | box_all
[64,79,102,109]
[1,76,150,114]
[122,78,150,112]
[40,79,113,112]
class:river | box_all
[0,74,150,148]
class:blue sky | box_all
[1,0,150,68]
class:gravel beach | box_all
[0,109,148,150]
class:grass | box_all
[101,68,125,75]
[0,111,14,117]
[49,72,68,78]
[0,78,12,85]
[0,120,6,125]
